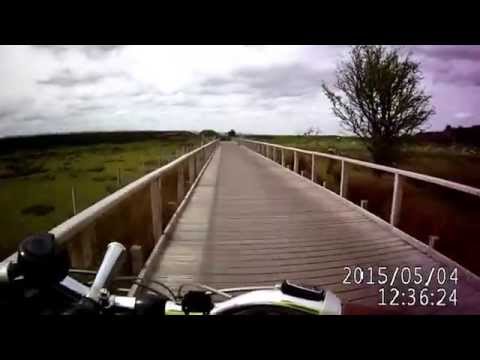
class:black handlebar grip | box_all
[134,293,168,315]
[63,297,101,315]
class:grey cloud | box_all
[0,98,36,121]
[170,99,197,107]
[33,45,125,59]
[0,108,17,120]
[406,46,480,87]
[201,77,234,87]
[410,46,480,62]
[38,69,129,87]
[199,63,333,99]
[71,103,109,112]
[234,63,331,98]
[33,45,70,54]
[18,114,48,123]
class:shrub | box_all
[92,175,117,182]
[86,166,105,172]
[21,204,55,216]
[39,174,56,181]
[105,184,117,194]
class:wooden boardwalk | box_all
[144,142,480,314]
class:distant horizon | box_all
[1,45,480,138]
[1,123,477,141]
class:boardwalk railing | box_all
[0,139,219,274]
[238,138,480,229]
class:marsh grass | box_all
[0,134,202,259]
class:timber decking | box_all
[143,142,480,314]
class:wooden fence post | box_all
[117,168,121,187]
[293,151,299,173]
[360,200,368,209]
[177,165,185,202]
[71,186,77,215]
[272,147,277,162]
[390,173,404,227]
[429,235,439,249]
[340,160,350,198]
[71,224,95,268]
[281,149,285,167]
[130,245,144,275]
[150,177,162,242]
[188,156,195,186]
[311,154,315,182]
[195,153,200,177]
[322,181,327,187]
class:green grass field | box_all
[248,135,480,186]
[0,133,201,258]
[247,135,480,275]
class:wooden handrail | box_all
[238,137,480,230]
[51,139,219,244]
[238,138,480,198]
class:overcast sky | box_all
[0,45,479,138]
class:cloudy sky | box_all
[0,45,479,137]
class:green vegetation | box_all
[248,135,480,186]
[199,129,219,137]
[0,132,201,259]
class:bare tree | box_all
[322,45,435,165]
[303,126,322,137]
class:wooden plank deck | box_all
[144,142,480,314]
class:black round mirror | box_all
[17,233,70,287]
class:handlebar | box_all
[1,234,372,315]
[85,242,125,303]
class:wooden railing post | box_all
[69,224,95,268]
[429,235,439,249]
[340,160,350,198]
[281,149,285,167]
[311,154,315,182]
[195,152,200,176]
[177,164,185,202]
[360,200,368,209]
[272,147,277,162]
[130,245,144,275]
[150,177,162,242]
[390,173,404,227]
[188,156,195,186]
[71,186,77,215]
[293,151,299,173]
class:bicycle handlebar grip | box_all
[86,242,125,302]
[63,297,101,315]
